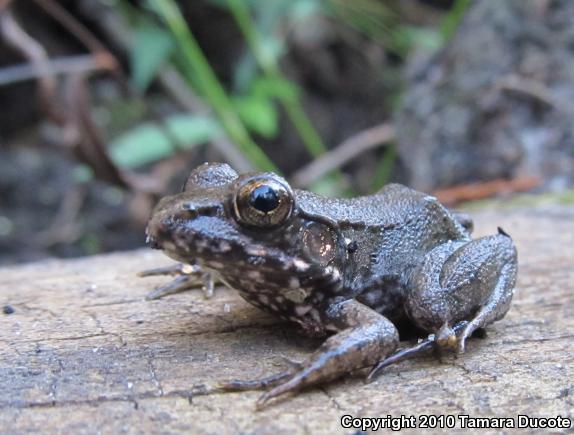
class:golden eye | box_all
[233,176,294,228]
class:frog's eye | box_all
[233,176,294,228]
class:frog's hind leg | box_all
[139,262,216,300]
[405,228,517,355]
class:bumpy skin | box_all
[143,163,518,407]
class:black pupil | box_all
[249,185,280,213]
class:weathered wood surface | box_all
[1,205,573,434]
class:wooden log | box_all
[1,205,573,433]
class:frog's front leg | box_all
[138,262,216,300]
[210,299,399,408]
[405,228,517,354]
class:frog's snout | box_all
[145,222,164,250]
[145,233,161,250]
[145,204,183,251]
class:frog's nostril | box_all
[181,203,218,218]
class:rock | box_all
[396,0,574,191]
[0,205,572,433]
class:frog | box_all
[142,162,518,408]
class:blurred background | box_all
[1,0,572,265]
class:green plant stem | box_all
[150,0,277,172]
[441,0,471,42]
[371,143,397,191]
[227,0,327,158]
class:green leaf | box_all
[110,115,222,168]
[251,76,300,102]
[371,143,397,191]
[130,22,174,92]
[232,96,278,138]
[392,26,443,54]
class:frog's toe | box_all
[277,356,303,370]
[367,320,470,381]
[141,262,218,300]
[457,337,468,354]
[188,371,293,403]
[457,321,481,354]
[367,339,431,382]
[256,376,300,409]
[256,367,333,409]
[215,371,292,393]
[138,263,200,278]
[145,275,199,300]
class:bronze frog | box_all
[142,163,517,407]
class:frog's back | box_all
[296,183,462,232]
[296,183,469,283]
